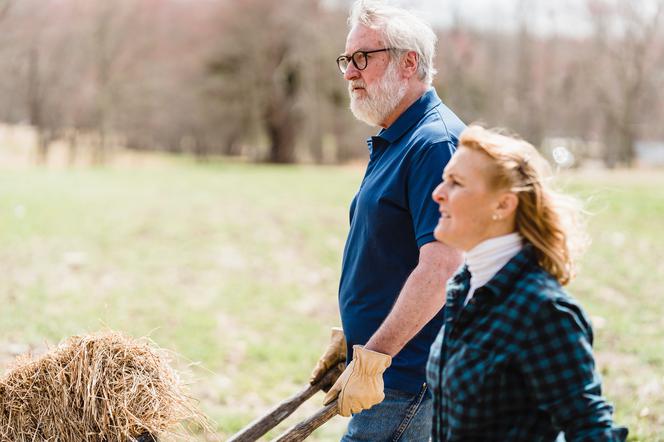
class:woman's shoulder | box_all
[511,264,593,338]
[515,264,566,302]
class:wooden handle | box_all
[272,403,339,442]
[227,364,342,442]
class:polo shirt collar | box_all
[377,88,442,144]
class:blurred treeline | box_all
[0,0,662,166]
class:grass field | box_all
[1,158,662,441]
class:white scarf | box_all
[464,232,523,305]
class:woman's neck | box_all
[466,232,524,292]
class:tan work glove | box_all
[309,327,347,385]
[323,345,392,417]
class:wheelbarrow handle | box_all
[227,364,343,442]
[272,402,338,442]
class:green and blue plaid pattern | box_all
[426,244,628,441]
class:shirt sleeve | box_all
[406,140,455,248]
[517,297,627,441]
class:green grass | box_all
[1,160,662,440]
[562,170,664,441]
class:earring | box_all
[492,213,501,221]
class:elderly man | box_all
[309,1,466,440]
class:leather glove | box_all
[310,327,347,384]
[323,345,392,417]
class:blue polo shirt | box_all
[339,88,465,394]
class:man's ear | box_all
[402,50,419,79]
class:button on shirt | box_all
[339,88,465,394]
[426,244,628,441]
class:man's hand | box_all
[323,345,391,417]
[310,327,347,384]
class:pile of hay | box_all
[0,331,207,441]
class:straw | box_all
[0,331,208,441]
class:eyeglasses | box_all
[336,48,394,74]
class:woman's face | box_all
[432,147,513,251]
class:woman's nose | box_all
[432,183,445,203]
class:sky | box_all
[415,0,594,36]
[326,0,595,37]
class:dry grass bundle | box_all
[0,331,208,441]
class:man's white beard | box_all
[349,61,408,127]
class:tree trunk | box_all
[265,64,300,163]
[618,124,636,167]
[67,130,78,166]
[93,129,107,165]
[266,113,296,163]
[223,130,243,156]
[36,129,49,164]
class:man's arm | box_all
[364,241,462,356]
[323,240,462,416]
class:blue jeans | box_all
[341,384,432,442]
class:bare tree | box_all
[587,0,664,167]
[511,0,547,144]
[84,0,154,164]
[9,0,78,163]
[1,0,662,167]
[208,0,333,163]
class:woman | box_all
[426,126,627,441]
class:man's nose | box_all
[344,62,360,81]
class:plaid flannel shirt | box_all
[426,244,628,441]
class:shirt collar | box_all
[366,135,388,157]
[450,243,538,301]
[481,243,538,298]
[446,265,470,302]
[371,88,442,146]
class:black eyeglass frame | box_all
[336,48,395,74]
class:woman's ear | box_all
[496,192,519,219]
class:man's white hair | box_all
[349,0,438,86]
